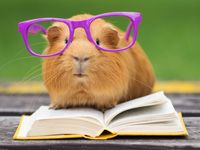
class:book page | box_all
[110,119,184,134]
[107,98,176,129]
[104,91,167,125]
[31,106,104,125]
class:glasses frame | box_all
[18,12,142,57]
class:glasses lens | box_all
[27,21,70,56]
[90,16,134,51]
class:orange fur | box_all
[42,14,155,110]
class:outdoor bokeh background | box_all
[0,0,199,81]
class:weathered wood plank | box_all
[0,93,200,116]
[0,94,49,115]
[167,93,200,116]
[0,117,199,149]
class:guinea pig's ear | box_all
[101,26,120,48]
[46,26,62,44]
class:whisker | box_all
[30,41,47,46]
[133,77,154,91]
[22,64,41,80]
[0,56,35,72]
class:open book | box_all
[13,91,188,140]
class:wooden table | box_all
[0,93,200,150]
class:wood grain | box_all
[0,93,199,116]
[0,93,200,149]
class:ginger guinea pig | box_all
[42,14,155,110]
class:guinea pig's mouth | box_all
[73,74,88,78]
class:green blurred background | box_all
[0,0,199,81]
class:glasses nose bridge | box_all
[71,20,91,41]
[71,20,88,31]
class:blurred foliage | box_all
[0,0,200,81]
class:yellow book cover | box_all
[13,113,188,140]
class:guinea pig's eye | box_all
[65,38,68,44]
[96,38,100,45]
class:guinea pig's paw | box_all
[49,103,63,110]
[49,102,75,110]
[96,102,117,112]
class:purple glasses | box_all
[18,12,142,57]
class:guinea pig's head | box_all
[43,14,132,102]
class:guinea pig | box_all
[42,14,155,110]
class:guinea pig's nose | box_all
[72,55,90,76]
[72,56,90,63]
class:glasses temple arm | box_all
[124,22,133,41]
[28,24,47,35]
